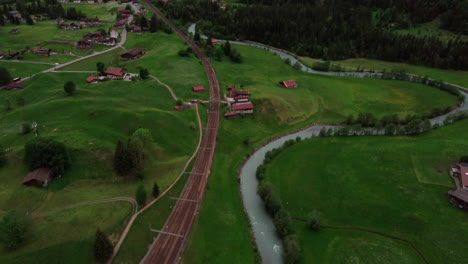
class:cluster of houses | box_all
[448,163,468,210]
[224,85,254,118]
[76,29,120,49]
[114,8,132,28]
[58,17,102,30]
[0,46,51,59]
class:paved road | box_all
[139,1,221,264]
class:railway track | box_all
[139,1,220,263]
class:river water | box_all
[189,23,468,264]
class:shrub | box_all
[64,81,76,95]
[283,235,301,264]
[139,68,149,80]
[93,228,113,263]
[178,50,190,57]
[21,123,31,134]
[274,209,293,238]
[0,144,5,167]
[257,183,282,216]
[113,140,132,176]
[152,182,160,198]
[0,210,30,249]
[307,210,321,231]
[256,164,265,180]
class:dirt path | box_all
[108,103,203,263]
[150,75,178,101]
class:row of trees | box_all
[159,0,468,70]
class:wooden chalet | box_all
[105,66,127,79]
[22,167,52,187]
[120,47,145,60]
[31,47,51,56]
[279,80,298,88]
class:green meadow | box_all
[264,119,468,264]
[182,44,462,264]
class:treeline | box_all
[158,0,468,70]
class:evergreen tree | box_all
[64,81,76,95]
[96,62,105,75]
[223,40,231,56]
[152,182,160,198]
[25,14,34,25]
[139,16,148,29]
[93,229,113,263]
[136,183,147,206]
[139,68,149,79]
[0,67,12,86]
[113,140,132,176]
[149,15,158,33]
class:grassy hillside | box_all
[264,119,468,264]
[182,44,462,263]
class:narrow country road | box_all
[150,75,179,101]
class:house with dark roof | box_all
[9,50,19,57]
[120,47,145,60]
[279,80,298,88]
[22,167,52,187]
[448,163,468,210]
[117,7,132,15]
[31,47,51,56]
[192,86,205,92]
[105,66,127,79]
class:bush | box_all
[256,164,265,180]
[64,81,76,95]
[93,228,113,263]
[21,123,31,134]
[0,210,30,249]
[0,144,5,167]
[139,68,149,80]
[307,210,321,231]
[0,66,12,86]
[136,183,147,206]
[283,235,301,264]
[274,209,293,238]
[257,183,282,216]
[460,156,468,163]
[178,50,190,57]
[24,138,70,177]
[152,182,160,198]
[113,140,132,176]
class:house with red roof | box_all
[105,66,127,79]
[232,101,254,114]
[22,167,52,187]
[226,84,235,90]
[86,76,99,84]
[192,86,205,92]
[31,47,51,56]
[279,80,298,88]
[448,163,468,210]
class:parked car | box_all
[12,77,21,83]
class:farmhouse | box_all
[279,80,298,88]
[192,86,205,92]
[232,102,254,114]
[448,163,468,209]
[22,167,52,187]
[114,19,128,28]
[9,50,19,57]
[117,7,132,15]
[110,28,120,39]
[120,47,145,60]
[105,66,127,79]
[31,47,51,56]
[86,76,99,84]
[130,25,142,33]
[5,82,24,90]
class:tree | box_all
[25,14,34,25]
[96,62,105,75]
[21,123,31,134]
[149,15,158,33]
[125,4,132,11]
[113,140,132,176]
[136,183,147,206]
[274,209,293,238]
[176,99,183,106]
[223,40,231,56]
[139,68,149,80]
[307,210,321,231]
[229,48,243,63]
[0,66,12,86]
[24,138,70,177]
[93,229,113,263]
[139,16,148,29]
[152,182,160,198]
[64,81,76,95]
[283,236,301,264]
[0,210,30,249]
[460,156,468,163]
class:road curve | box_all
[139,1,220,264]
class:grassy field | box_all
[0,61,51,78]
[62,2,121,23]
[0,69,201,261]
[263,119,468,264]
[60,32,210,102]
[182,44,462,263]
[299,56,468,88]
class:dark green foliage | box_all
[283,236,301,264]
[0,143,5,167]
[178,49,190,57]
[243,136,251,146]
[149,15,158,33]
[0,66,12,86]
[152,182,160,198]
[0,210,30,249]
[93,229,113,263]
[125,4,132,11]
[113,140,132,176]
[256,164,265,180]
[176,99,183,106]
[274,209,293,238]
[24,137,70,177]
[139,68,149,80]
[460,156,468,163]
[64,81,76,95]
[21,123,31,134]
[229,48,242,63]
[136,183,147,206]
[96,62,105,75]
[16,95,25,106]
[223,40,231,56]
[307,210,321,231]
[257,183,282,216]
[139,16,148,29]
[25,14,34,25]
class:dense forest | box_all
[157,0,468,70]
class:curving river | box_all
[189,23,468,264]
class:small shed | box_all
[279,80,298,88]
[22,167,52,187]
[120,47,145,60]
[86,76,99,84]
[192,86,205,92]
